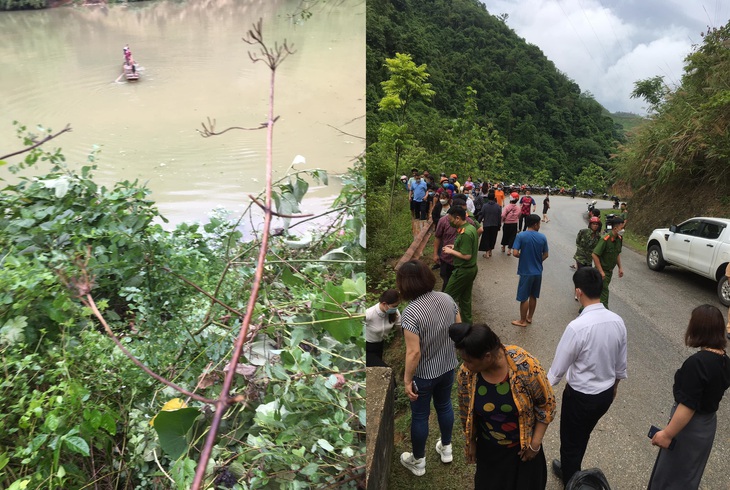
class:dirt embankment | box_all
[621,181,730,236]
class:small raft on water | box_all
[122,62,140,81]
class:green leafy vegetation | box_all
[608,112,646,136]
[0,0,150,11]
[614,21,730,234]
[0,0,46,10]
[366,0,629,289]
[0,126,365,489]
[367,0,622,185]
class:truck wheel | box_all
[717,276,730,307]
[647,245,666,271]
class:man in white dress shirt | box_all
[547,267,628,485]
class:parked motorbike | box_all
[587,200,597,214]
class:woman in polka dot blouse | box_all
[449,322,556,489]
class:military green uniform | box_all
[574,228,600,267]
[593,233,623,308]
[444,222,479,323]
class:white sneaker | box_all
[435,440,453,463]
[400,452,426,476]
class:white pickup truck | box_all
[646,217,730,306]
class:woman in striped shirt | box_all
[398,259,461,476]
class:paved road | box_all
[470,195,729,489]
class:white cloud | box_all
[482,0,728,114]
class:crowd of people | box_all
[366,169,730,489]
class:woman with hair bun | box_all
[449,322,556,489]
[648,304,730,489]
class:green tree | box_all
[630,76,666,112]
[611,21,730,233]
[378,53,435,213]
[439,86,508,179]
[379,53,435,124]
[531,168,551,186]
[575,163,608,193]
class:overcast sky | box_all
[482,0,730,114]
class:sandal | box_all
[501,246,505,252]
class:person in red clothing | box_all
[518,191,537,232]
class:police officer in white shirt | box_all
[547,267,628,485]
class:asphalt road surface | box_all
[470,195,730,489]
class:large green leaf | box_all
[152,407,201,460]
[63,436,90,457]
[290,176,309,203]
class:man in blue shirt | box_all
[511,214,549,327]
[410,174,428,220]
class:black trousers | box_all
[366,341,388,367]
[475,436,547,489]
[559,384,614,485]
[519,214,529,231]
[439,261,455,291]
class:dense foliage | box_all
[0,125,365,489]
[614,21,730,234]
[367,0,623,184]
[0,0,148,10]
[1,0,46,10]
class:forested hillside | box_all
[367,0,623,183]
[613,21,730,235]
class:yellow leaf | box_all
[149,398,188,426]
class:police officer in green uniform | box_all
[591,216,625,308]
[574,216,602,269]
[443,206,479,323]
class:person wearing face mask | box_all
[365,289,402,367]
[410,174,429,221]
[441,176,456,193]
[442,206,479,324]
[591,216,625,309]
[425,186,438,220]
[431,189,452,225]
[434,195,479,292]
[500,192,521,255]
[494,183,505,208]
[574,217,602,270]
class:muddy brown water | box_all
[0,0,365,228]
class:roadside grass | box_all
[383,335,474,489]
[596,206,647,253]
[367,195,476,486]
[367,190,416,297]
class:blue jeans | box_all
[410,369,455,459]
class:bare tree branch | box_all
[192,19,289,489]
[242,18,296,70]
[326,123,365,140]
[196,116,279,138]
[0,123,72,161]
[81,293,216,406]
